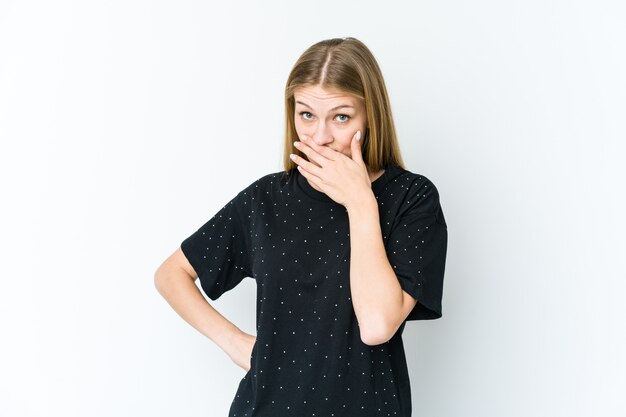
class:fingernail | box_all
[293,141,300,147]
[356,130,362,141]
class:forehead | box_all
[294,85,359,106]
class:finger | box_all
[350,130,364,164]
[300,135,340,161]
[296,162,323,189]
[294,139,328,168]
[290,152,324,178]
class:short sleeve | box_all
[386,178,448,321]
[180,189,253,301]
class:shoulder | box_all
[241,170,291,193]
[232,169,292,204]
[382,166,445,221]
[385,166,441,200]
[253,169,292,187]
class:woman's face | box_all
[293,84,367,162]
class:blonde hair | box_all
[283,37,405,173]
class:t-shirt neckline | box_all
[294,165,398,204]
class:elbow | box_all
[360,330,391,346]
[154,267,166,292]
[154,264,173,293]
[359,317,392,346]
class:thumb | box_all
[351,130,364,164]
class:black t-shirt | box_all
[181,164,448,417]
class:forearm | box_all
[347,194,405,344]
[154,266,245,354]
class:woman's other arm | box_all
[154,247,256,371]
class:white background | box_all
[1,1,624,416]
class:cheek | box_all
[336,129,356,144]
[293,117,307,133]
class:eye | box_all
[335,114,350,123]
[299,111,313,120]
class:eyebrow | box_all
[295,101,354,112]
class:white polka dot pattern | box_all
[180,165,448,417]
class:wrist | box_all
[346,192,378,217]
[215,323,246,353]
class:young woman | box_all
[155,37,448,417]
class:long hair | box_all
[283,37,405,173]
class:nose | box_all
[311,121,333,146]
